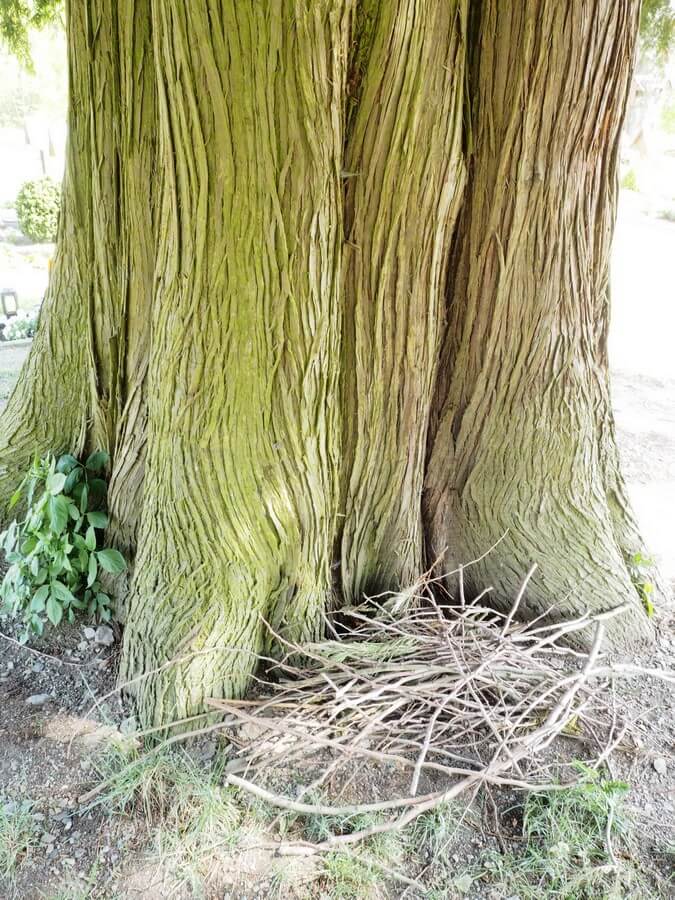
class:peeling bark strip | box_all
[120,1,351,725]
[426,0,652,645]
[339,0,467,602]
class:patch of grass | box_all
[0,799,38,878]
[92,742,242,894]
[476,765,654,899]
[409,800,456,856]
[322,850,384,899]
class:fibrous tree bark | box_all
[339,0,467,602]
[120,1,350,725]
[0,0,656,728]
[425,0,653,645]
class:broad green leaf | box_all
[8,486,23,509]
[49,494,70,535]
[56,454,79,475]
[51,580,77,606]
[30,585,49,612]
[85,525,96,552]
[85,451,109,473]
[20,536,37,555]
[45,472,67,496]
[64,467,83,495]
[87,553,97,587]
[79,484,89,515]
[46,594,63,626]
[68,504,80,521]
[96,549,126,575]
[87,511,108,529]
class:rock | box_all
[120,715,137,736]
[78,640,88,651]
[6,661,14,671]
[31,661,45,673]
[83,627,96,640]
[25,693,51,706]
[94,625,114,646]
[40,833,57,844]
[653,757,667,775]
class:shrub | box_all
[15,177,61,243]
[0,309,40,342]
[0,452,126,641]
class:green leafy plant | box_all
[15,176,61,243]
[628,551,656,617]
[0,451,126,641]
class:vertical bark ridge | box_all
[85,0,124,454]
[425,0,653,646]
[107,0,157,556]
[121,0,351,726]
[339,0,467,602]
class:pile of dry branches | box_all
[207,565,667,854]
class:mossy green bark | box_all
[119,1,351,726]
[339,0,467,601]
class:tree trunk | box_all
[0,1,94,499]
[0,0,655,729]
[119,1,350,726]
[425,0,653,646]
[339,0,467,602]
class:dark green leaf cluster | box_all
[15,176,61,244]
[0,450,126,641]
[0,0,61,69]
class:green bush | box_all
[15,177,61,243]
[0,451,126,641]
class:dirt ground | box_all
[0,202,673,898]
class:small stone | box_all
[40,833,57,844]
[78,640,88,651]
[6,661,14,671]
[2,801,18,815]
[653,757,667,775]
[120,715,137,736]
[94,625,114,645]
[83,626,96,640]
[26,693,51,706]
[31,661,44,673]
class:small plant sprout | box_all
[0,451,126,641]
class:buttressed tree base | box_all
[0,0,656,728]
